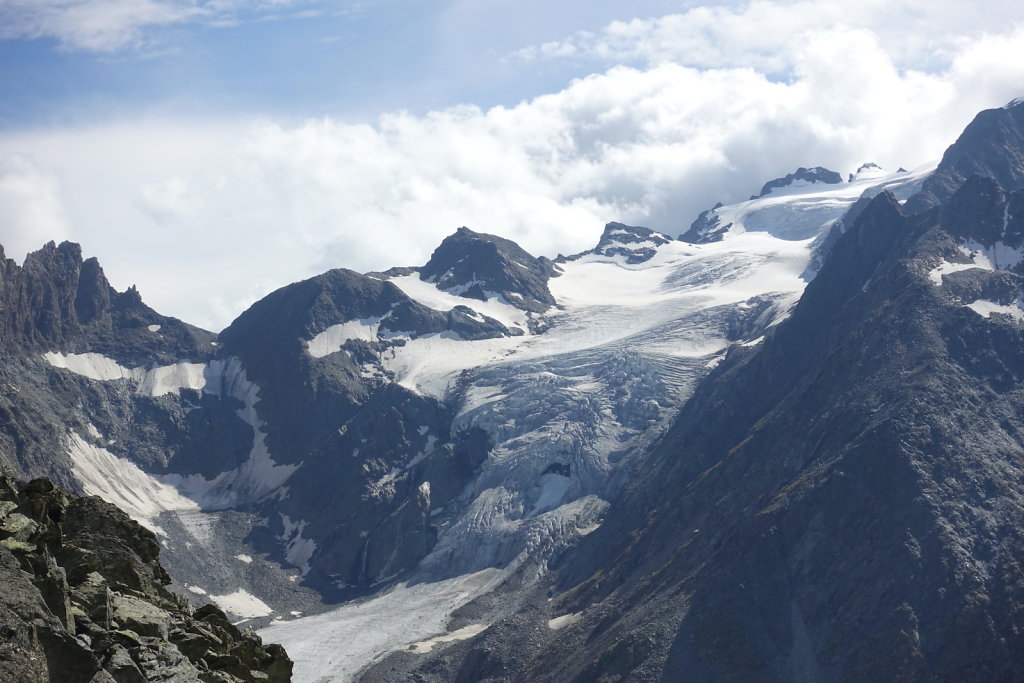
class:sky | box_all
[0,0,1023,331]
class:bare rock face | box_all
[0,240,214,364]
[0,469,293,682]
[418,226,560,314]
[907,100,1024,213]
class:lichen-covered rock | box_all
[0,469,293,682]
[112,594,172,640]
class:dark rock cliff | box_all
[0,241,214,365]
[419,227,560,314]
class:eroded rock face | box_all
[418,226,560,314]
[0,470,292,682]
[0,241,215,364]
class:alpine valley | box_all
[3,99,1024,682]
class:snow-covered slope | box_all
[684,163,934,244]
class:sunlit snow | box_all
[210,589,274,620]
[965,299,1024,321]
[67,431,199,535]
[388,274,531,331]
[261,569,504,682]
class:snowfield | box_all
[261,569,504,682]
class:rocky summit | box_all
[0,468,292,682]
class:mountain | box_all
[3,99,1024,682]
[359,101,1024,681]
[560,222,673,265]
[679,163,929,245]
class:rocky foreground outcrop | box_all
[0,469,292,682]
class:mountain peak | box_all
[848,162,886,182]
[0,239,214,364]
[758,166,842,197]
[907,101,1024,213]
[419,227,558,313]
[563,222,671,264]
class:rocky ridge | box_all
[0,468,292,682]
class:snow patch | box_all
[44,352,207,397]
[67,432,199,535]
[388,273,531,330]
[210,589,273,620]
[407,623,488,654]
[548,613,582,630]
[960,240,1024,271]
[260,569,504,682]
[929,259,981,284]
[965,299,1024,322]
[235,554,253,564]
[929,240,1024,285]
[147,324,162,332]
[44,352,136,382]
[307,317,384,358]
[280,515,317,576]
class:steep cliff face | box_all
[0,240,214,363]
[907,99,1024,212]
[0,469,292,682]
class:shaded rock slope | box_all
[359,102,1024,681]
[0,468,292,682]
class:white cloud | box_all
[0,156,72,261]
[509,0,1024,72]
[0,6,1022,331]
[0,0,328,52]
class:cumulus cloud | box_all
[0,3,1022,330]
[509,0,1024,72]
[0,0,330,52]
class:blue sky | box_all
[0,0,686,126]
[1,0,1023,330]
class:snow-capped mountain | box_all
[351,100,1024,682]
[3,99,1024,682]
